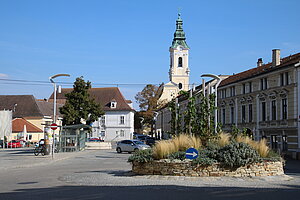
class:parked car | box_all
[133,134,146,140]
[144,137,156,146]
[18,140,27,147]
[133,134,156,146]
[116,140,150,153]
[7,140,22,148]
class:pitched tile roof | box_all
[36,100,63,117]
[0,95,43,118]
[49,87,134,111]
[12,118,43,133]
[220,52,300,87]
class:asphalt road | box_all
[0,148,300,200]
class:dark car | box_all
[145,137,156,146]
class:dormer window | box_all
[111,100,117,108]
[178,57,183,67]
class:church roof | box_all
[171,13,189,49]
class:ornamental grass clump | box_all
[153,134,201,159]
[153,140,177,159]
[216,132,231,147]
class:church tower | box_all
[159,13,190,102]
[169,13,190,91]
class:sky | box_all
[0,0,300,110]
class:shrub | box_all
[167,151,186,160]
[217,142,260,167]
[128,149,154,163]
[235,135,269,157]
[192,156,217,166]
[260,150,282,162]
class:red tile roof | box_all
[49,87,134,111]
[220,52,300,87]
[12,118,43,133]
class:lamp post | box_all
[201,74,222,134]
[49,74,70,158]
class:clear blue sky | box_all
[0,0,299,109]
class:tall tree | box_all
[59,76,104,125]
[135,84,159,111]
[135,84,165,133]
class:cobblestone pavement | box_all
[0,149,300,200]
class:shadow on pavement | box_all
[284,159,300,177]
[1,185,300,200]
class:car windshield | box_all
[133,141,144,145]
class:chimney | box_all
[272,49,280,67]
[257,58,263,67]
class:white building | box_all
[52,87,135,141]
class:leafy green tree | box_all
[59,76,104,125]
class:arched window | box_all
[178,57,183,67]
[178,83,183,89]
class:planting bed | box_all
[132,160,284,177]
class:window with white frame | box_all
[100,116,105,125]
[111,101,117,108]
[100,131,105,137]
[120,116,125,124]
[242,83,246,94]
[120,130,125,137]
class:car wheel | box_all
[116,147,122,153]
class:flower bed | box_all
[132,160,284,177]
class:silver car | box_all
[116,140,150,153]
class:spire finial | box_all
[178,7,181,18]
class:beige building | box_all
[155,49,300,158]
[218,49,300,157]
[0,95,62,142]
[159,13,190,102]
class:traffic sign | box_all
[185,148,198,159]
[50,123,58,130]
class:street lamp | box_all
[49,73,70,158]
[201,74,222,134]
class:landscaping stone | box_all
[132,160,284,177]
